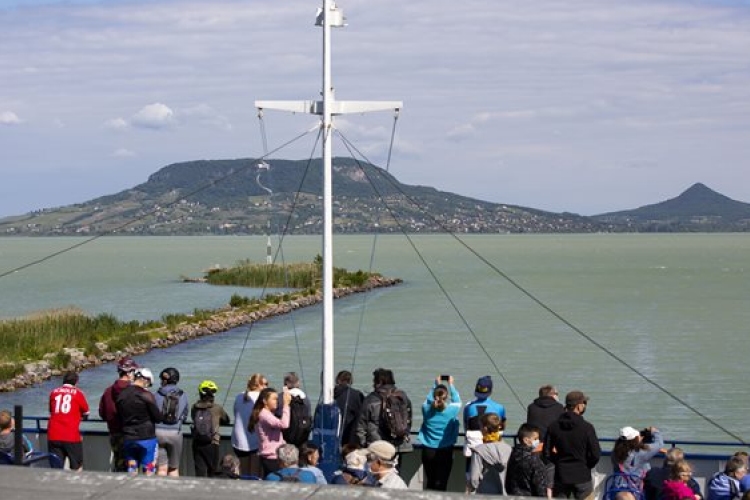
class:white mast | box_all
[255,0,401,405]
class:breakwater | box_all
[0,276,401,392]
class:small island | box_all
[0,258,401,392]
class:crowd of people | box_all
[1,360,749,499]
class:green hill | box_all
[0,158,602,235]
[594,183,750,231]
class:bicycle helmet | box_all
[117,357,139,375]
[160,367,180,385]
[198,380,219,395]
[134,367,154,385]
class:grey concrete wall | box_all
[0,467,508,500]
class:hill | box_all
[594,183,750,232]
[0,158,602,235]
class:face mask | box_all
[530,439,540,449]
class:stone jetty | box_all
[0,276,401,392]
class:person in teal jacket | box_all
[418,375,461,491]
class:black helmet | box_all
[160,367,180,385]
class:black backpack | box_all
[159,388,183,425]
[380,388,410,441]
[191,407,214,445]
[279,469,302,483]
[282,395,312,447]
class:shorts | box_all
[123,437,158,475]
[48,440,84,470]
[156,430,183,469]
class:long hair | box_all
[248,387,276,432]
[613,436,648,466]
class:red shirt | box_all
[48,384,90,442]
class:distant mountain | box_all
[594,183,750,231]
[0,158,602,236]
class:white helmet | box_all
[134,367,154,385]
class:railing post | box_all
[13,405,23,466]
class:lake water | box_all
[1,234,749,445]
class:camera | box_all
[440,374,450,381]
[640,428,654,443]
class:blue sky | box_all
[1,0,749,217]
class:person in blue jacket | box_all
[418,375,461,491]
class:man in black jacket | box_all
[116,367,162,476]
[543,390,600,499]
[527,384,564,441]
[334,370,364,446]
[356,368,413,460]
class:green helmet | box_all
[198,380,218,395]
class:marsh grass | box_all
[1,262,382,381]
[205,257,378,290]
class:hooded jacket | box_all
[707,472,741,500]
[506,442,549,497]
[154,384,189,432]
[544,410,601,485]
[470,440,511,494]
[99,379,130,433]
[526,395,564,440]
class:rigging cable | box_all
[337,131,526,411]
[222,127,323,406]
[349,109,400,375]
[337,130,747,445]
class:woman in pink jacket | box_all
[248,386,291,476]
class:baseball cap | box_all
[474,376,493,398]
[619,426,640,440]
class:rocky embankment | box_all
[0,276,401,392]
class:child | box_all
[469,412,510,495]
[505,423,549,497]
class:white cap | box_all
[619,426,640,440]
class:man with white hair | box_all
[365,440,408,489]
[264,443,317,483]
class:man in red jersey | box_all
[48,371,90,471]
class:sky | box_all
[1,0,749,217]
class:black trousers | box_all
[192,442,219,477]
[421,446,454,491]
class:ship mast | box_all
[255,0,401,405]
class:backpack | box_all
[191,407,214,445]
[380,388,410,441]
[282,395,312,447]
[279,469,302,483]
[159,388,183,425]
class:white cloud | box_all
[130,103,176,130]
[104,117,129,130]
[112,148,136,157]
[0,110,21,125]
[1,0,749,216]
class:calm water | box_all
[1,234,749,445]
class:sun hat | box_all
[367,440,397,464]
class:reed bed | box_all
[205,258,377,289]
[0,308,150,365]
